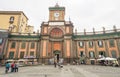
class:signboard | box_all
[49,22,64,25]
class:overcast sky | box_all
[0,0,120,32]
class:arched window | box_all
[50,28,63,37]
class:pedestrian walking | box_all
[54,60,57,68]
[5,62,10,73]
[11,62,15,72]
[54,55,57,68]
[15,62,19,72]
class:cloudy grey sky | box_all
[0,0,120,32]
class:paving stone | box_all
[0,65,120,77]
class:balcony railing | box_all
[74,29,120,35]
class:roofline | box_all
[49,7,65,10]
[0,11,29,20]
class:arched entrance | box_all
[50,28,64,58]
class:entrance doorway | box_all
[53,50,60,62]
[56,54,59,62]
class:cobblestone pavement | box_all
[0,65,120,77]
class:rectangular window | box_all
[11,42,16,48]
[9,51,14,59]
[79,41,84,48]
[98,40,103,47]
[109,39,115,47]
[89,51,95,58]
[111,50,116,58]
[99,51,106,57]
[31,42,35,49]
[21,42,26,49]
[30,51,34,56]
[20,52,24,59]
[89,41,93,48]
[80,51,84,57]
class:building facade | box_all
[1,4,120,64]
[0,11,30,33]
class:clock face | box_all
[54,12,59,17]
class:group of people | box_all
[5,61,19,73]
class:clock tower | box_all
[49,3,65,21]
[40,4,74,64]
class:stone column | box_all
[116,39,120,58]
[36,41,39,62]
[85,40,88,57]
[104,39,109,57]
[76,41,78,58]
[94,40,98,58]
[15,40,20,60]
[26,41,30,57]
[4,38,9,59]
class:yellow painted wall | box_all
[0,12,28,33]
[0,14,19,32]
[19,13,28,33]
